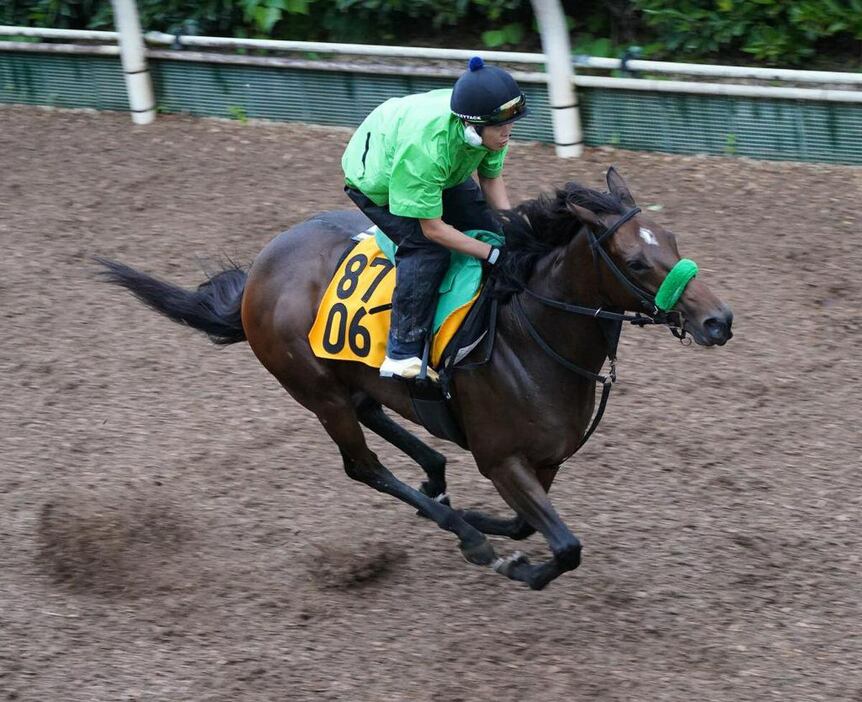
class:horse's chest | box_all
[522,409,593,464]
[475,379,596,464]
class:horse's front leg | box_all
[457,465,555,541]
[485,461,581,590]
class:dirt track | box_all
[1,104,860,701]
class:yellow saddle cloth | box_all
[308,234,480,369]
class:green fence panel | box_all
[0,51,127,110]
[148,60,554,142]
[579,88,862,164]
[2,50,860,165]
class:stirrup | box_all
[379,356,439,382]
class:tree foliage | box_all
[630,0,862,64]
[1,0,532,42]
[2,0,861,66]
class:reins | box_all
[509,206,690,455]
[511,292,619,452]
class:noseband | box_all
[585,207,698,325]
[510,207,698,456]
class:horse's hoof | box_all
[492,551,529,576]
[459,538,495,566]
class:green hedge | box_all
[0,0,534,45]
[2,0,861,67]
[631,0,862,65]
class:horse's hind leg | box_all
[317,395,495,566]
[354,403,536,540]
[355,398,448,501]
[355,399,540,543]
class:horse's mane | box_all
[491,181,627,298]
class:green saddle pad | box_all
[373,227,505,332]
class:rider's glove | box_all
[482,246,511,290]
[485,246,507,267]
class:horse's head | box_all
[567,168,733,347]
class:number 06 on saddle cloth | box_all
[308,227,503,370]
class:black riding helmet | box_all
[450,56,529,126]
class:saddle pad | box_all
[308,231,496,369]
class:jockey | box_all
[342,56,528,380]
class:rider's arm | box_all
[420,218,494,260]
[479,174,512,211]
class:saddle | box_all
[308,226,502,448]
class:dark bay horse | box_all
[99,168,732,590]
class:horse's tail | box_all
[96,258,247,345]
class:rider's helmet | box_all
[450,56,529,126]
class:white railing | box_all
[3,25,861,83]
[2,24,861,106]
[571,55,862,85]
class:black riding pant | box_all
[345,179,501,359]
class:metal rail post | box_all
[531,0,583,157]
[111,0,155,124]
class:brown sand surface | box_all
[1,105,860,701]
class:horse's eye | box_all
[627,259,649,273]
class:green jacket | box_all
[342,89,507,220]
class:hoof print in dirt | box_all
[308,541,407,590]
[36,489,188,597]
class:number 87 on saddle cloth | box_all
[308,227,502,370]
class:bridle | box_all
[583,206,689,334]
[510,206,692,455]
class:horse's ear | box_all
[606,166,636,208]
[567,202,604,231]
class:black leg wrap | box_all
[459,511,536,541]
[511,520,538,541]
[554,539,582,571]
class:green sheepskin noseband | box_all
[655,259,698,311]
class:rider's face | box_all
[481,123,514,151]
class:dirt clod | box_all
[308,541,407,589]
[37,489,188,596]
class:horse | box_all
[98,167,733,590]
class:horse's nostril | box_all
[704,317,730,342]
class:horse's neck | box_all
[464,240,614,453]
[499,240,611,378]
[532,235,603,309]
